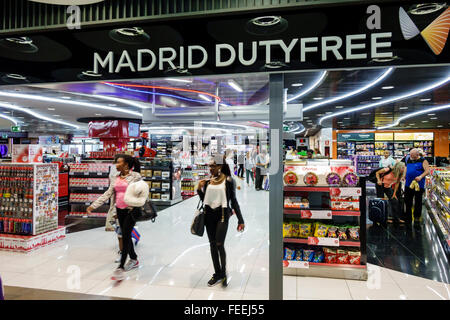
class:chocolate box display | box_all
[283,165,358,187]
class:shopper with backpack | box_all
[87,154,149,281]
[197,154,245,287]
[402,148,430,223]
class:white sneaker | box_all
[115,251,122,263]
[111,268,125,281]
[124,259,139,272]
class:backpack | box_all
[367,167,392,184]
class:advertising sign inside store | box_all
[375,132,394,141]
[0,3,448,84]
[394,132,415,141]
[338,133,375,142]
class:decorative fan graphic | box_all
[399,7,420,39]
[399,7,450,55]
[421,8,450,55]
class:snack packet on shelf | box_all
[338,226,349,240]
[284,247,296,260]
[299,222,313,238]
[324,248,337,264]
[291,222,301,238]
[336,249,349,264]
[283,223,293,238]
[313,250,325,263]
[348,251,361,265]
[294,249,303,261]
[302,249,315,262]
[327,226,338,238]
[349,226,360,241]
[313,222,329,238]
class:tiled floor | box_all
[0,182,448,300]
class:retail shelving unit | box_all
[282,161,367,281]
[0,163,59,236]
[141,159,182,206]
[355,142,375,156]
[354,155,380,176]
[425,168,450,257]
[374,141,394,156]
[67,163,112,220]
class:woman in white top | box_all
[244,151,255,186]
[379,150,396,168]
[197,155,245,287]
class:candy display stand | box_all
[282,160,368,281]
[0,226,65,253]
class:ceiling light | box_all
[198,94,212,102]
[303,117,309,119]
[319,75,450,126]
[427,113,435,116]
[437,125,443,127]
[372,97,383,100]
[430,117,438,120]
[291,83,303,87]
[160,96,178,107]
[0,101,79,129]
[382,86,394,89]
[420,98,431,102]
[53,115,60,117]
[344,117,350,120]
[303,68,393,112]
[326,112,333,114]
[381,112,389,115]
[3,111,10,114]
[378,103,450,129]
[165,78,193,83]
[335,106,344,109]
[48,108,56,111]
[227,80,243,92]
[422,120,429,123]
[60,96,71,99]
[287,71,327,102]
[0,113,18,125]
[313,97,324,100]
[409,123,415,126]
[399,107,408,109]
[108,104,117,106]
[0,91,142,117]
[362,113,371,115]
[95,113,102,116]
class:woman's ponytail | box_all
[133,157,141,173]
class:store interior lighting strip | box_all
[287,70,327,102]
[318,73,450,125]
[303,67,394,112]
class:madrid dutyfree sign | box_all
[0,2,448,84]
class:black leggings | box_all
[404,187,424,220]
[205,205,229,277]
[237,164,244,178]
[117,207,140,269]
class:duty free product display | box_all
[0,164,59,236]
[141,158,181,205]
[337,142,355,158]
[355,142,375,156]
[282,162,367,280]
[425,168,450,256]
[354,155,380,176]
[68,163,112,218]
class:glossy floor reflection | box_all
[367,206,450,284]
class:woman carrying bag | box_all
[197,154,245,287]
[87,154,149,281]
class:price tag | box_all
[97,172,103,176]
[161,189,166,192]
[69,172,74,175]
[83,172,89,176]
[83,216,88,218]
[151,189,155,192]
[99,187,104,191]
[87,187,92,190]
[330,188,361,197]
[300,210,332,219]
[162,171,170,178]
[85,202,90,206]
[283,260,309,269]
[307,237,339,247]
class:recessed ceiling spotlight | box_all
[251,15,282,27]
[60,96,71,99]
[335,106,344,109]
[362,113,371,115]
[430,117,438,119]
[420,98,431,102]
[291,83,303,87]
[313,97,324,100]
[372,97,383,100]
[409,3,446,15]
[303,117,309,119]
[409,123,415,125]
[53,115,60,117]
[399,107,409,109]
[326,112,333,114]
[108,104,117,107]
[427,113,435,116]
[381,112,389,114]
[421,120,428,123]
[437,125,443,127]
[95,113,102,116]
[3,111,10,114]
[382,86,394,90]
[344,117,350,120]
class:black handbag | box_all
[136,199,158,222]
[190,200,205,237]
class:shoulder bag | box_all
[135,199,158,222]
[191,199,205,237]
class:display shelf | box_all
[283,260,366,269]
[69,187,107,192]
[143,177,171,182]
[283,238,361,247]
[69,172,109,177]
[68,201,110,206]
[425,200,450,256]
[149,188,170,193]
[283,209,360,217]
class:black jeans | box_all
[116,207,140,269]
[205,205,229,277]
[246,169,254,185]
[237,164,244,178]
[404,187,424,221]
[255,168,265,190]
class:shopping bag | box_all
[132,227,141,245]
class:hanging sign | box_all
[1,3,449,84]
[338,133,374,142]
[414,132,434,141]
[375,132,394,141]
[394,132,414,141]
